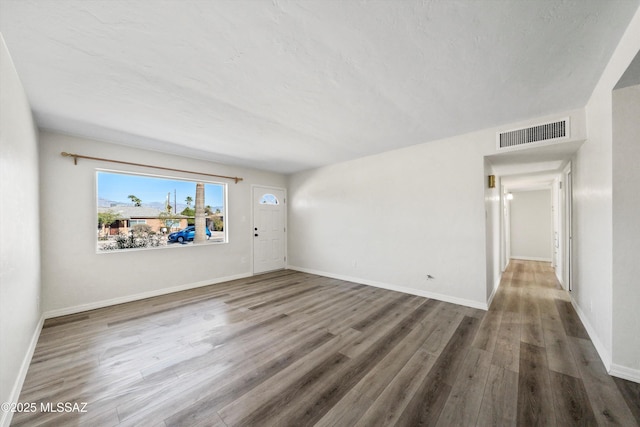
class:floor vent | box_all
[497,118,569,150]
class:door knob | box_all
[254,233,259,237]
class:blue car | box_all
[168,226,211,243]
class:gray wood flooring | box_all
[10,260,640,426]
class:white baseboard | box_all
[510,256,552,262]
[1,314,45,427]
[288,266,488,310]
[610,364,640,384]
[3,272,253,427]
[486,275,501,309]
[566,297,639,383]
[43,273,252,319]
[570,296,612,371]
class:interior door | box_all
[253,186,286,274]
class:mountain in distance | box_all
[98,198,223,213]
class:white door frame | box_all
[251,185,287,274]
[564,164,573,291]
[553,176,563,280]
[501,183,511,271]
[496,164,573,291]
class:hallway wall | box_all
[509,189,552,262]
[612,83,640,377]
[575,5,640,379]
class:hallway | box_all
[479,260,640,425]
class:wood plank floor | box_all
[10,260,640,426]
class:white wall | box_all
[287,108,587,310]
[484,160,501,302]
[39,131,286,315]
[509,189,552,261]
[575,5,640,376]
[612,83,640,377]
[0,35,41,427]
[288,128,494,309]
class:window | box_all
[259,193,279,205]
[97,171,227,252]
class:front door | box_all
[253,186,286,274]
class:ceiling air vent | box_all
[497,118,570,150]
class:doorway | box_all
[498,165,573,290]
[253,186,286,274]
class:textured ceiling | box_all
[1,0,639,174]
[615,49,640,89]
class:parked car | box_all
[168,226,211,243]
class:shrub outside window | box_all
[97,170,227,252]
